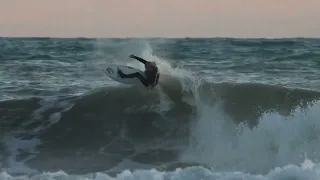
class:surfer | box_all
[117,54,160,88]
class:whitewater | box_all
[1,37,320,180]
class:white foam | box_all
[107,159,156,174]
[1,136,40,175]
[1,162,320,180]
[180,98,320,174]
[25,98,74,134]
[1,98,74,175]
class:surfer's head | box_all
[145,61,157,71]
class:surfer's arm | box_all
[129,54,147,64]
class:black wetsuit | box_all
[118,55,159,87]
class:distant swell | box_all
[227,38,299,47]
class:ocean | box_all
[1,37,320,180]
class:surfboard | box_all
[103,64,146,85]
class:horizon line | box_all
[1,36,320,39]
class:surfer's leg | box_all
[118,70,149,87]
[134,73,149,87]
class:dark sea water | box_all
[1,37,320,180]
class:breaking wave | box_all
[1,38,320,179]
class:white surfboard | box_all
[103,64,146,85]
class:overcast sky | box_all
[1,0,319,38]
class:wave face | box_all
[1,37,320,179]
